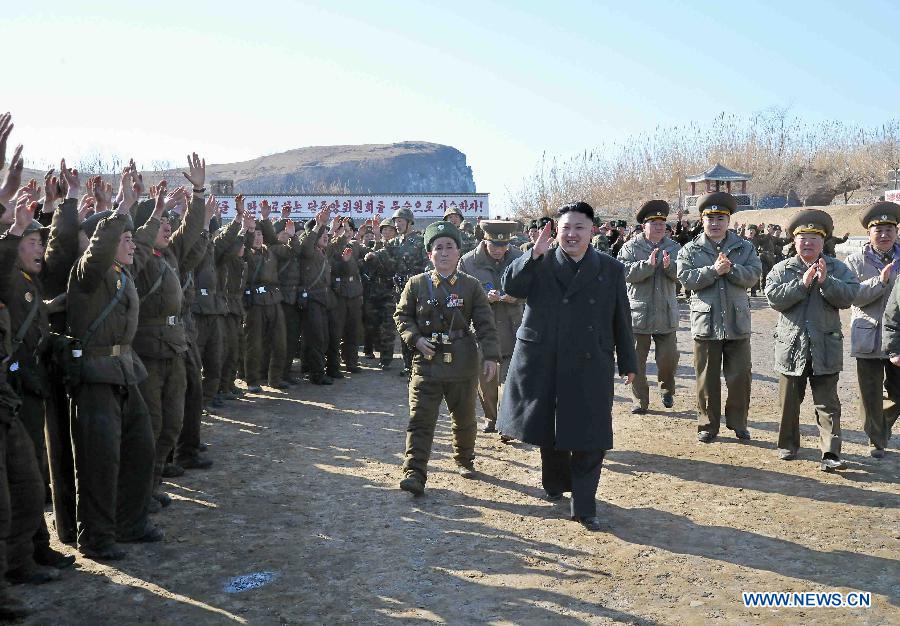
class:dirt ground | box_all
[16,301,900,625]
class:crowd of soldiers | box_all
[0,105,897,614]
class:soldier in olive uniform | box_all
[273,209,304,384]
[396,221,499,495]
[361,220,400,368]
[242,205,289,391]
[218,205,248,398]
[764,210,859,471]
[676,192,761,443]
[67,202,162,560]
[298,211,339,384]
[443,207,477,255]
[330,217,365,374]
[849,202,900,459]
[618,200,682,414]
[520,219,539,252]
[389,208,427,375]
[458,220,524,434]
[132,159,206,502]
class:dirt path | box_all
[19,300,900,625]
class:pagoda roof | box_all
[686,163,752,183]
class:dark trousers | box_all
[244,304,287,386]
[856,357,900,449]
[281,303,302,380]
[0,413,44,576]
[334,295,363,370]
[403,375,478,481]
[72,384,153,551]
[303,301,331,379]
[17,391,53,553]
[139,355,187,490]
[693,338,751,434]
[46,382,76,543]
[195,314,223,404]
[632,332,678,408]
[177,344,203,461]
[219,313,242,392]
[778,365,841,455]
[539,447,606,518]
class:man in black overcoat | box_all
[498,202,637,531]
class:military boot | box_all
[399,471,425,496]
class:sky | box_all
[2,0,897,212]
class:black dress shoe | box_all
[6,564,60,585]
[33,545,76,569]
[346,366,363,373]
[327,370,345,379]
[399,473,425,496]
[177,455,213,470]
[161,462,184,478]
[379,361,392,370]
[482,424,497,433]
[697,431,715,443]
[733,428,751,440]
[268,381,288,390]
[310,376,333,385]
[246,384,262,393]
[574,516,602,532]
[364,352,376,359]
[80,544,126,561]
[153,492,172,508]
[198,441,209,451]
[543,491,563,502]
[820,455,847,472]
[630,406,647,415]
[661,393,674,408]
[209,395,225,409]
[122,525,164,544]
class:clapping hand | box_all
[662,250,671,269]
[648,248,658,266]
[713,252,731,276]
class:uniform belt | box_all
[141,315,182,327]
[82,344,131,357]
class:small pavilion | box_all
[685,164,753,211]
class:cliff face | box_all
[19,141,476,195]
[210,141,475,194]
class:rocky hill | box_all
[20,141,476,194]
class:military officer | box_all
[458,220,524,434]
[676,192,761,443]
[849,201,900,458]
[362,219,400,368]
[443,207,477,254]
[396,221,499,495]
[764,209,859,471]
[618,200,681,414]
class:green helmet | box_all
[379,221,397,233]
[443,206,463,220]
[391,207,415,224]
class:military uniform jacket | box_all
[458,243,524,359]
[0,198,80,395]
[0,244,22,414]
[222,242,247,316]
[676,231,761,341]
[192,219,241,316]
[66,213,147,385]
[297,224,336,308]
[764,255,859,376]
[329,235,364,299]
[243,220,289,307]
[618,235,681,335]
[132,195,205,358]
[846,250,894,359]
[497,247,637,451]
[395,270,499,381]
